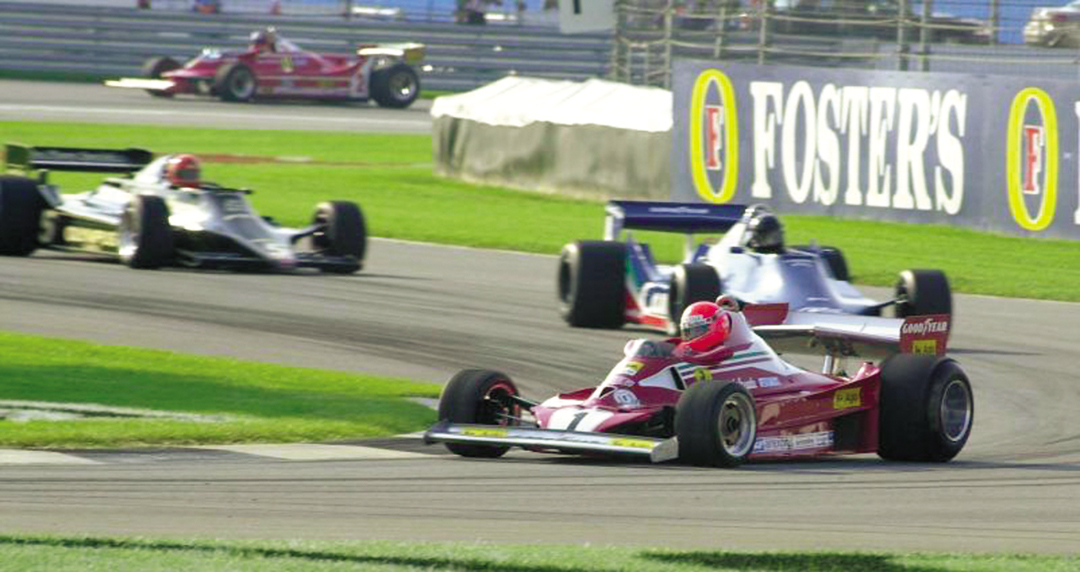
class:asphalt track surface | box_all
[1,243,1079,554]
[0,79,433,132]
[1,81,1079,554]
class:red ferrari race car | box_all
[425,298,972,467]
[106,28,424,108]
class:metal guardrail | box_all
[0,1,611,92]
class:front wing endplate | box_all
[424,420,678,463]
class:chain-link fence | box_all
[612,0,1080,87]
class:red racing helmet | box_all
[680,301,732,352]
[165,154,201,188]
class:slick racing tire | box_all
[557,241,627,329]
[792,244,850,282]
[142,56,180,98]
[0,176,45,256]
[311,201,366,273]
[877,355,973,462]
[370,63,420,109]
[675,380,757,468]
[667,263,721,336]
[119,195,174,269]
[895,269,952,317]
[438,369,521,458]
[214,63,257,102]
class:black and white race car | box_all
[558,201,951,333]
[0,144,365,273]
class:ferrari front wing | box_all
[424,420,679,463]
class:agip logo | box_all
[1006,88,1058,231]
[689,69,739,204]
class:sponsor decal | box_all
[612,389,640,407]
[900,317,949,335]
[746,80,967,214]
[462,427,507,437]
[833,387,861,409]
[648,206,711,214]
[912,339,938,355]
[753,430,834,453]
[758,376,782,388]
[611,438,655,449]
[689,69,739,204]
[694,368,713,383]
[737,378,758,389]
[1007,88,1058,231]
[621,361,644,376]
[281,55,294,73]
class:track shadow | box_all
[642,551,947,572]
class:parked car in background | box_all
[738,0,991,43]
[1024,0,1080,46]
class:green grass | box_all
[2,120,1078,301]
[0,535,1074,571]
[0,331,439,448]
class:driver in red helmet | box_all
[674,298,734,358]
[164,154,201,188]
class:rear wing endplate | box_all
[604,200,747,240]
[746,303,951,360]
[5,143,153,174]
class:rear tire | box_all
[667,263,721,335]
[214,63,257,102]
[311,201,366,273]
[438,369,521,458]
[895,269,952,317]
[370,63,420,108]
[0,176,45,256]
[142,56,180,98]
[557,241,627,328]
[676,380,757,467]
[878,355,973,462]
[118,195,174,269]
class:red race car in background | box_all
[426,298,973,467]
[107,28,424,108]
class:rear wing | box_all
[603,200,747,240]
[357,42,425,64]
[745,303,951,364]
[4,143,153,174]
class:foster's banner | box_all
[671,61,1080,240]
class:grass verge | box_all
[1,120,1078,301]
[0,332,438,448]
[0,535,1074,572]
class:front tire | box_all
[0,176,45,256]
[142,56,180,98]
[878,355,973,462]
[119,195,174,269]
[370,63,420,109]
[676,381,757,467]
[311,201,366,273]
[667,263,721,335]
[214,63,257,102]
[895,269,952,317]
[557,241,627,328]
[437,369,521,458]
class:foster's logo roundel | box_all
[1006,88,1058,231]
[689,69,739,204]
